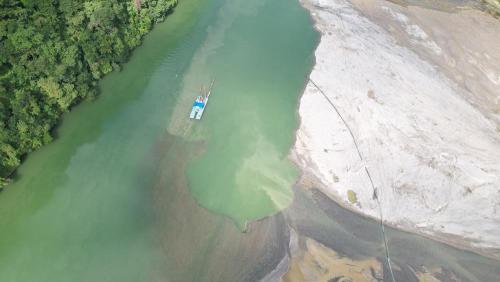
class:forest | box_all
[0,0,177,188]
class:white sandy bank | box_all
[294,0,500,257]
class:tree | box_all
[0,0,178,188]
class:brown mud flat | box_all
[284,187,500,281]
[386,0,486,12]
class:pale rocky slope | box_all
[294,0,500,258]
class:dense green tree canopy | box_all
[0,0,177,187]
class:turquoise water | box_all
[0,0,317,280]
[180,0,317,229]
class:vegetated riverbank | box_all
[0,0,177,188]
[294,0,500,259]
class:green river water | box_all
[0,0,316,281]
[2,0,500,281]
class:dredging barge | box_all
[189,80,215,120]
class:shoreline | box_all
[294,0,500,260]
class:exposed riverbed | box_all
[296,0,500,260]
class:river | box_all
[0,0,499,281]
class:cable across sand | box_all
[294,0,500,259]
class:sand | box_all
[294,0,500,259]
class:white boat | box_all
[189,80,214,120]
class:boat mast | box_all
[206,79,215,98]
